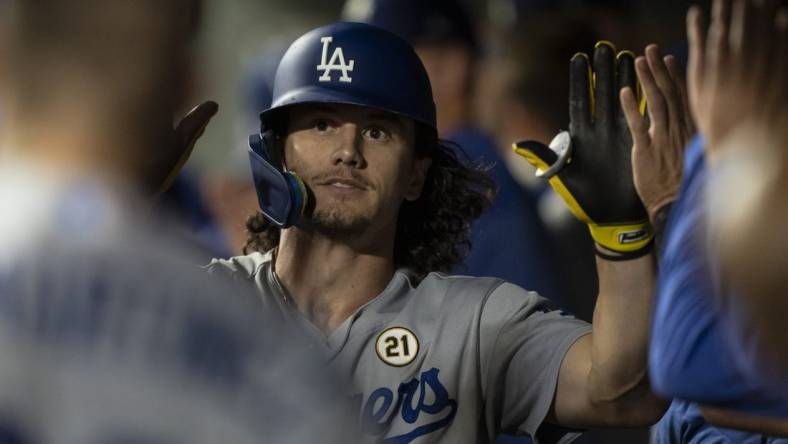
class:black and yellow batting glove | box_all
[514,41,653,258]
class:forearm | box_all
[588,252,657,401]
[550,251,666,427]
[701,406,788,437]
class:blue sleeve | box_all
[649,136,788,416]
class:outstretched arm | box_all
[515,42,670,427]
[553,43,699,428]
[549,254,664,427]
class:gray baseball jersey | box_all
[208,250,592,444]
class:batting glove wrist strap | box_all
[595,238,654,261]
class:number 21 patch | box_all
[375,326,419,367]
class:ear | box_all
[404,156,432,201]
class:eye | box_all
[314,119,330,132]
[364,127,390,141]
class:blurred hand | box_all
[686,0,787,158]
[621,45,696,223]
[152,101,219,197]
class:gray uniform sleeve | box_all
[204,252,268,281]
[203,252,291,317]
[480,282,591,443]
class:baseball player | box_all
[0,2,351,442]
[203,22,666,443]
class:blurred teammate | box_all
[616,0,788,440]
[209,21,666,443]
[0,1,349,442]
[701,0,788,390]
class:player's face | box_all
[284,104,430,237]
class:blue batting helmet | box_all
[248,22,436,229]
[261,21,436,130]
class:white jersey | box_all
[208,250,592,444]
[0,166,352,444]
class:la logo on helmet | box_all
[317,36,354,83]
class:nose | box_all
[331,123,366,168]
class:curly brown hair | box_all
[243,124,496,282]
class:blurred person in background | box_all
[0,1,351,442]
[343,0,563,302]
[616,0,788,441]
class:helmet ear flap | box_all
[265,129,309,222]
[247,133,307,229]
[261,128,285,170]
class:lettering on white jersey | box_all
[375,326,419,367]
[317,36,354,83]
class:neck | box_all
[274,224,396,335]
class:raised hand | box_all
[687,0,787,157]
[515,42,653,256]
[621,45,696,222]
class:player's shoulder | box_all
[417,271,502,294]
[414,271,544,311]
[204,250,273,279]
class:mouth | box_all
[317,177,368,190]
